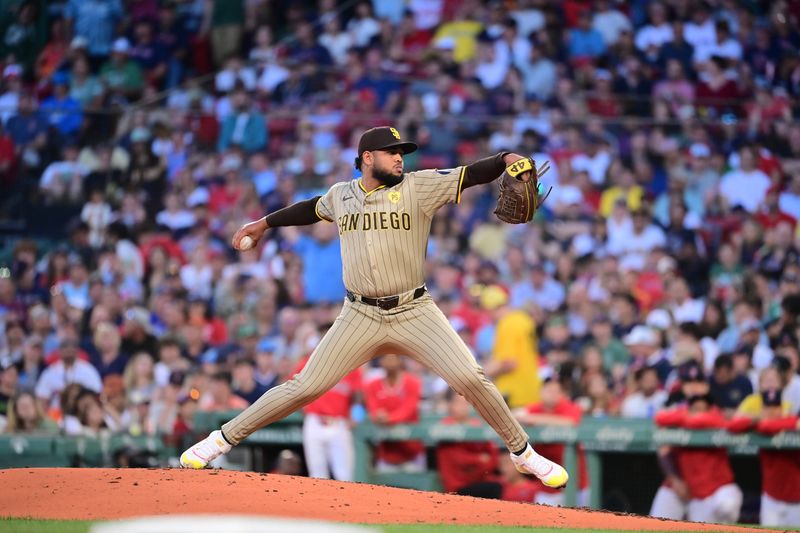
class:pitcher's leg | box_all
[222,303,385,444]
[390,300,567,488]
[391,303,527,452]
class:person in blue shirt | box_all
[130,20,168,89]
[218,88,267,153]
[568,11,607,61]
[6,92,48,169]
[64,0,123,65]
[289,222,344,304]
[709,353,753,415]
[40,72,83,140]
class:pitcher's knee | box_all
[296,386,325,405]
[283,377,324,406]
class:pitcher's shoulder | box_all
[406,167,462,180]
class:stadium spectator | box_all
[217,87,266,153]
[88,321,129,380]
[40,72,83,140]
[719,146,772,214]
[198,370,248,412]
[568,10,606,62]
[100,38,144,100]
[205,0,246,68]
[35,333,102,411]
[4,390,58,434]
[654,387,743,523]
[621,366,668,418]
[729,383,800,527]
[123,351,157,404]
[591,0,632,47]
[514,378,589,507]
[64,0,123,65]
[623,325,671,386]
[7,92,48,174]
[16,335,46,392]
[364,354,424,472]
[482,284,541,408]
[78,390,109,437]
[635,3,674,53]
[436,391,499,493]
[709,353,753,415]
[296,348,362,482]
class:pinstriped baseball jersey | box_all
[314,167,466,298]
[219,159,531,462]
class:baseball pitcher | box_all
[180,126,567,489]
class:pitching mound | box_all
[0,468,762,531]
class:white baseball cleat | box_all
[180,430,232,469]
[509,443,569,489]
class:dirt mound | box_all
[0,468,762,531]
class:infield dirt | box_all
[0,468,765,531]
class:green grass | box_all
[0,518,93,533]
[0,518,771,533]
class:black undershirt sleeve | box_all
[461,152,510,190]
[264,196,323,227]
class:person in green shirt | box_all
[69,55,103,108]
[5,391,59,434]
[589,315,629,373]
[710,242,744,299]
[201,0,245,67]
[1,1,43,76]
[99,38,143,101]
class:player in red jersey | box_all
[293,353,362,481]
[728,374,800,527]
[514,378,589,507]
[654,389,742,523]
[364,354,425,471]
[436,392,499,493]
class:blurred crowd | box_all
[0,0,799,521]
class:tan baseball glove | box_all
[493,157,552,224]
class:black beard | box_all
[373,167,404,187]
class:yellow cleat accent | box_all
[541,468,569,489]
[179,451,208,469]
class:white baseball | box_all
[239,236,255,250]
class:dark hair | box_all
[614,292,639,312]
[212,371,232,384]
[354,156,362,171]
[782,294,800,316]
[701,300,727,338]
[687,392,714,407]
[772,355,791,374]
[634,366,658,381]
[159,337,181,351]
[542,376,563,388]
[678,322,703,341]
[713,353,733,371]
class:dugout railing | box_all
[0,433,170,468]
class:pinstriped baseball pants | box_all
[221,294,529,452]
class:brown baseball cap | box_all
[358,126,418,156]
